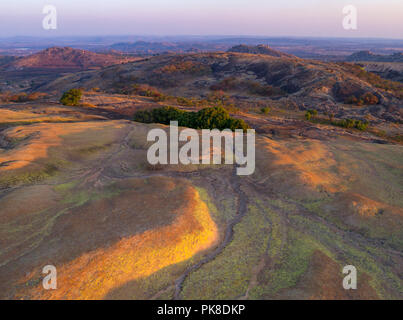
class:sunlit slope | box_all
[0,121,218,299]
[180,136,402,300]
[0,117,401,299]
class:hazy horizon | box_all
[1,0,402,39]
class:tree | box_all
[362,92,379,105]
[133,106,249,131]
[260,107,270,115]
[60,89,82,106]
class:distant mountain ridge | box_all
[109,41,228,54]
[347,51,403,63]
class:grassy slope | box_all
[0,115,401,299]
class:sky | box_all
[0,0,402,39]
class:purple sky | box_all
[0,0,402,39]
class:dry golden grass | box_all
[256,137,345,195]
[13,185,217,300]
[276,250,379,300]
[0,121,125,171]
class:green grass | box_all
[0,162,62,189]
[181,203,271,299]
[290,214,402,299]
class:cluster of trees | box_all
[130,84,167,101]
[304,109,318,120]
[159,91,239,113]
[305,108,368,131]
[133,106,250,131]
[60,89,82,106]
[260,107,270,115]
[338,62,403,99]
[0,92,47,103]
[247,82,285,97]
[158,61,210,76]
[345,92,379,106]
[332,118,369,131]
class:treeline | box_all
[305,110,369,131]
[0,92,47,103]
[133,106,250,131]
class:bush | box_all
[362,92,379,105]
[60,89,82,106]
[133,106,250,131]
[305,109,318,121]
[345,92,378,105]
[260,107,270,115]
[331,118,369,131]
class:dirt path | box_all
[173,166,249,300]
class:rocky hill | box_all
[228,44,296,58]
[109,41,228,54]
[347,51,403,63]
[5,47,138,71]
[40,51,402,123]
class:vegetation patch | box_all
[133,106,250,131]
[181,204,271,299]
[0,92,47,103]
[60,89,83,106]
[306,110,369,131]
[338,62,403,99]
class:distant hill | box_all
[5,47,138,71]
[227,44,296,58]
[0,56,16,67]
[110,41,183,54]
[41,51,402,121]
[347,51,403,63]
[109,41,228,54]
[357,61,403,83]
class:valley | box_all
[0,44,402,300]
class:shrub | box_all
[331,118,369,131]
[60,89,82,106]
[131,84,167,101]
[361,92,379,105]
[210,77,238,91]
[261,107,270,115]
[345,92,378,105]
[247,82,285,97]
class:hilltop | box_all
[40,51,402,123]
[228,44,296,58]
[0,43,402,299]
[5,47,138,71]
[347,51,403,63]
